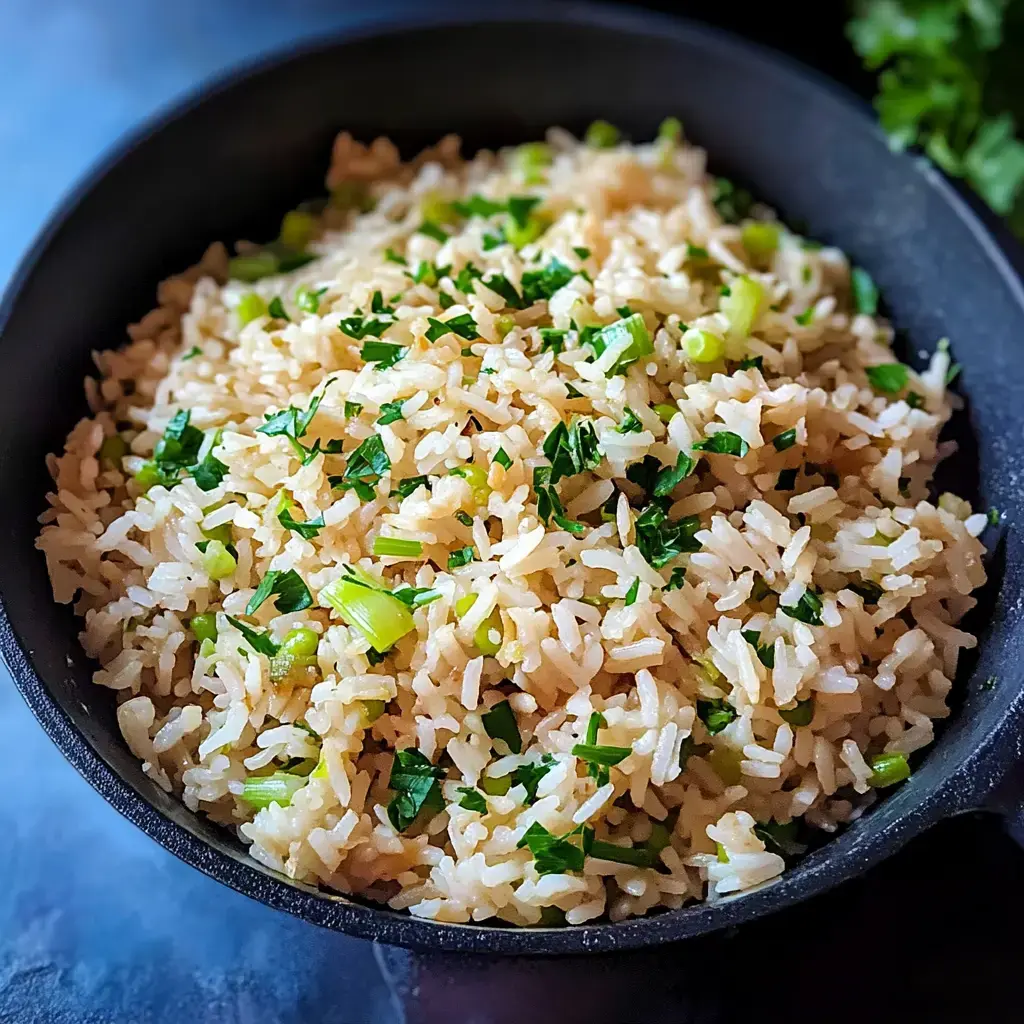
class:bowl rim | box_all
[2,0,1022,955]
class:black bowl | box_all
[2,3,1023,955]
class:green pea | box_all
[683,328,725,363]
[228,252,279,282]
[190,613,218,644]
[281,627,319,657]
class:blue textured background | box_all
[1,3,1023,1022]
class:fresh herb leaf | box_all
[482,230,506,251]
[512,754,556,803]
[482,700,522,754]
[338,313,392,340]
[865,363,909,394]
[778,698,814,727]
[635,504,702,569]
[573,246,591,259]
[794,307,815,326]
[391,476,429,499]
[344,434,391,483]
[494,447,512,470]
[384,247,408,266]
[226,616,281,657]
[480,273,526,309]
[387,749,446,831]
[426,313,480,342]
[377,401,405,426]
[906,390,925,409]
[391,585,443,609]
[741,629,775,669]
[754,819,808,859]
[542,418,601,484]
[781,588,823,625]
[448,546,475,569]
[456,787,488,813]
[665,567,687,591]
[653,451,696,496]
[737,355,763,371]
[624,578,640,606]
[520,257,575,304]
[245,569,312,616]
[847,579,883,605]
[506,195,542,228]
[539,327,567,353]
[697,697,736,735]
[278,508,325,540]
[182,346,202,361]
[617,408,643,434]
[712,176,754,222]
[417,222,449,243]
[516,821,588,875]
[692,431,750,457]
[268,296,289,321]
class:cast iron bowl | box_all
[2,3,1023,955]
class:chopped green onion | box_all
[391,585,442,610]
[505,212,550,249]
[236,293,268,326]
[683,328,725,363]
[279,210,316,250]
[451,463,490,503]
[482,700,522,754]
[229,252,279,282]
[741,221,781,260]
[240,771,307,810]
[202,539,236,580]
[190,613,218,644]
[772,428,798,452]
[588,839,659,868]
[589,313,653,373]
[868,752,911,788]
[495,314,516,338]
[720,275,764,344]
[653,403,677,423]
[320,577,415,652]
[778,698,814,726]
[513,142,553,178]
[865,363,909,394]
[584,120,621,148]
[657,116,683,145]
[850,267,878,315]
[373,536,424,558]
[99,434,129,465]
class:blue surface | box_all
[3,2,1024,1022]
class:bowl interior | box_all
[2,8,1023,953]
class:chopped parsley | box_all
[360,340,406,368]
[517,821,589,875]
[865,363,909,394]
[539,327,568,354]
[268,296,289,321]
[778,698,814,727]
[344,401,363,418]
[451,194,507,218]
[696,697,737,735]
[624,578,640,606]
[456,787,488,813]
[453,262,482,294]
[448,546,475,570]
[182,346,202,361]
[772,428,798,452]
[245,569,313,616]
[226,616,280,657]
[542,418,602,484]
[384,247,408,266]
[141,410,227,492]
[454,510,473,527]
[571,742,631,769]
[391,476,430,499]
[342,434,391,485]
[906,390,925,409]
[278,508,325,540]
[338,312,392,340]
[520,257,575,305]
[741,629,775,669]
[712,176,754,223]
[387,749,446,832]
[781,588,823,625]
[511,755,556,803]
[376,401,405,426]
[754,819,808,859]
[665,567,687,591]
[417,221,449,243]
[737,355,763,371]
[410,260,451,286]
[692,431,750,457]
[635,504,701,568]
[686,244,710,261]
[481,700,522,754]
[426,313,480,342]
[482,230,506,251]
[494,447,512,470]
[573,246,591,260]
[617,408,643,434]
[847,579,883,605]
[480,273,526,309]
[794,307,816,326]
[653,452,696,496]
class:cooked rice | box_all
[37,126,987,926]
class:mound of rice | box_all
[37,124,988,926]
